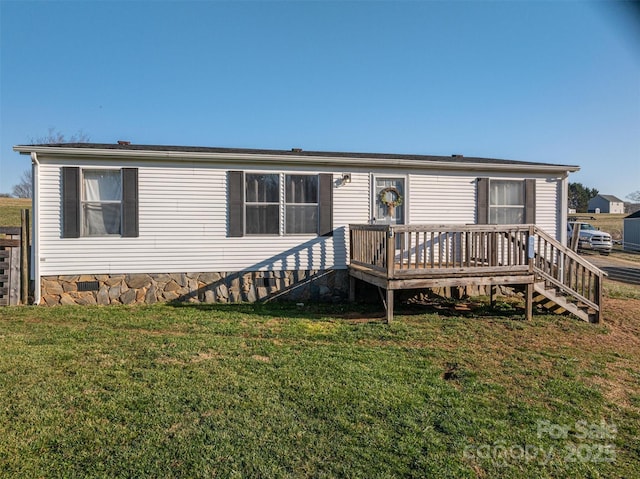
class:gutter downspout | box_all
[558,172,570,283]
[560,172,569,246]
[31,152,41,305]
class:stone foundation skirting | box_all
[40,270,349,306]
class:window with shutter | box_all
[477,178,536,225]
[227,171,333,237]
[61,167,138,238]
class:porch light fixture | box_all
[340,173,352,185]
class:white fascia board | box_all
[13,145,581,174]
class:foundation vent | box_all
[77,281,100,292]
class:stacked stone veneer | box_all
[40,270,349,306]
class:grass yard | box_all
[0,198,31,227]
[1,289,639,478]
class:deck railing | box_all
[349,223,604,320]
[350,224,534,278]
[533,227,603,314]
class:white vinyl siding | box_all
[409,174,477,224]
[36,159,564,276]
[38,162,342,275]
[537,177,559,239]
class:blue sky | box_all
[1,1,639,199]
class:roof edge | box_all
[13,144,581,173]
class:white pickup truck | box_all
[567,222,612,254]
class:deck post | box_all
[386,287,394,323]
[593,275,602,323]
[21,209,29,305]
[386,227,395,279]
[525,282,533,320]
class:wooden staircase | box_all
[533,282,596,322]
[530,227,605,323]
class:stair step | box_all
[533,282,591,322]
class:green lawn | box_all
[1,295,639,478]
[0,198,30,227]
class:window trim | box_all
[477,177,536,225]
[284,174,319,236]
[61,166,139,239]
[229,170,332,237]
[81,168,123,237]
[488,179,525,225]
[244,172,281,236]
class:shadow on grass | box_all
[166,300,388,322]
[166,296,531,322]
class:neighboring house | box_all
[588,195,625,214]
[623,210,640,252]
[14,143,579,306]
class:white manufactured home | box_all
[14,143,604,321]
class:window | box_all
[489,180,525,224]
[61,167,138,238]
[477,178,535,225]
[285,175,318,234]
[82,169,122,236]
[228,171,332,237]
[245,173,280,235]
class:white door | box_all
[373,177,405,225]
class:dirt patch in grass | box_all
[601,297,640,340]
[251,354,271,363]
[491,297,640,361]
[589,362,639,411]
[584,297,640,410]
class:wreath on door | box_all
[379,187,403,208]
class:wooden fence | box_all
[0,210,30,306]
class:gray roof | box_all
[626,210,640,219]
[16,142,579,169]
[597,194,624,203]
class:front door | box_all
[373,177,405,225]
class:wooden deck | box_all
[349,224,605,323]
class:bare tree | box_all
[627,190,640,203]
[12,128,91,198]
[11,170,32,198]
[30,127,90,144]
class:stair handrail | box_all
[532,226,606,321]
[534,227,606,275]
